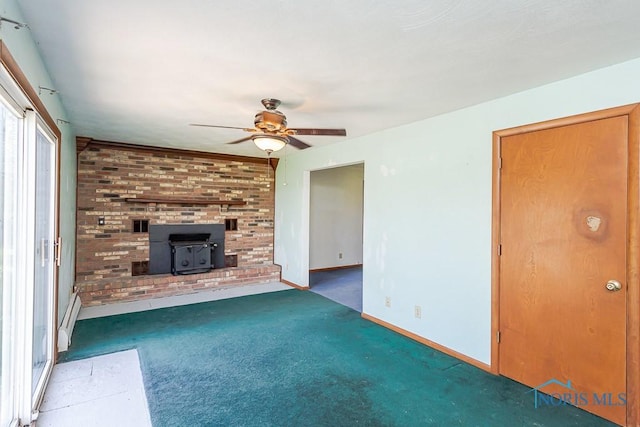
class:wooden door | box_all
[498,116,627,424]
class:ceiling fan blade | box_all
[290,128,347,136]
[226,136,254,145]
[287,136,312,150]
[190,123,250,131]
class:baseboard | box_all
[57,292,82,352]
[361,312,492,373]
[281,278,309,290]
[309,264,362,273]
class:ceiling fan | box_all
[190,98,347,153]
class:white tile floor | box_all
[37,349,152,427]
[38,282,292,427]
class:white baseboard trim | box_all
[57,292,82,352]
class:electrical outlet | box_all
[414,305,422,319]
[385,296,391,307]
[338,252,343,259]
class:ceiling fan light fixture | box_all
[252,134,287,153]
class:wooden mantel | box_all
[124,197,246,206]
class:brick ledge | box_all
[77,264,281,306]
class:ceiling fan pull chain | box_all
[266,153,271,187]
[283,144,288,186]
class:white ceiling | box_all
[15,0,640,157]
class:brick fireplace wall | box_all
[75,138,281,305]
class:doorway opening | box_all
[308,163,364,311]
[0,55,60,426]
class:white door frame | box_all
[0,63,59,426]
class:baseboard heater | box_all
[58,292,82,352]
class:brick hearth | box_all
[78,265,281,306]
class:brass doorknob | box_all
[606,280,622,292]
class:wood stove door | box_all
[172,244,211,274]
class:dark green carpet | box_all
[62,290,615,426]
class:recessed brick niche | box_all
[75,138,280,306]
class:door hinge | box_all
[496,331,501,343]
[498,244,502,256]
[498,157,502,169]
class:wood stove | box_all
[148,224,225,276]
[168,233,217,275]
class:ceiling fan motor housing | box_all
[254,110,287,133]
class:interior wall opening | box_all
[308,163,364,312]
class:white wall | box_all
[309,164,363,270]
[274,56,640,365]
[1,0,77,325]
